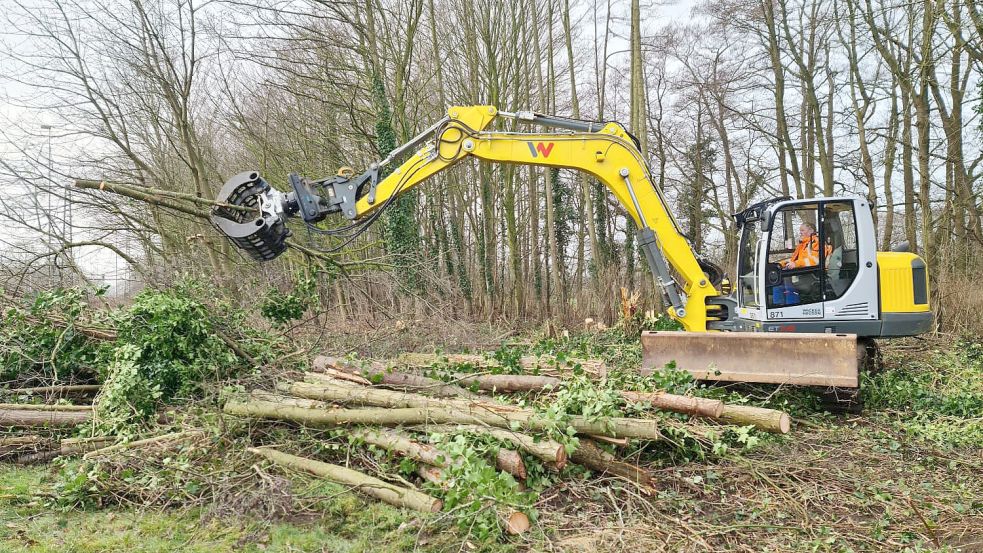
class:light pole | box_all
[40,124,55,284]
[41,124,72,286]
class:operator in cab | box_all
[784,222,820,269]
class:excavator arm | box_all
[211,105,722,331]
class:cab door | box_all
[821,200,879,323]
[763,203,825,320]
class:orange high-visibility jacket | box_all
[788,234,822,268]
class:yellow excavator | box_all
[211,105,932,410]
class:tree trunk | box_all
[901,70,918,251]
[882,80,899,251]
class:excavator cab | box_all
[731,196,931,338]
[642,195,931,409]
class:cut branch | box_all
[4,385,101,396]
[569,438,655,488]
[247,446,442,513]
[418,424,567,468]
[313,356,477,398]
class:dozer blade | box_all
[640,331,858,388]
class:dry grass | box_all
[533,422,983,552]
[933,268,983,337]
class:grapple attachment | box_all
[211,171,291,261]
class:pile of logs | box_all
[223,353,792,533]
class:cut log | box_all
[717,404,791,434]
[350,428,448,467]
[450,374,561,393]
[395,352,607,377]
[587,435,629,447]
[417,424,566,468]
[5,385,101,396]
[60,436,116,455]
[228,401,436,426]
[496,448,527,480]
[247,446,442,513]
[569,439,655,488]
[0,409,91,427]
[505,511,531,535]
[289,381,468,410]
[303,373,371,389]
[313,356,476,399]
[417,465,445,487]
[0,403,92,412]
[619,391,725,418]
[250,390,333,410]
[312,368,372,386]
[12,450,60,464]
[0,435,44,456]
[82,430,205,459]
[227,396,661,440]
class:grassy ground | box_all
[0,465,465,553]
[1,335,980,552]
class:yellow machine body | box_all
[877,252,931,314]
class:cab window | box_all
[823,203,859,299]
[738,222,760,307]
[767,204,822,308]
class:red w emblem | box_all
[527,141,555,158]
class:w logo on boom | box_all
[527,141,555,158]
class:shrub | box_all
[92,344,161,437]
[111,289,237,399]
[0,288,107,382]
